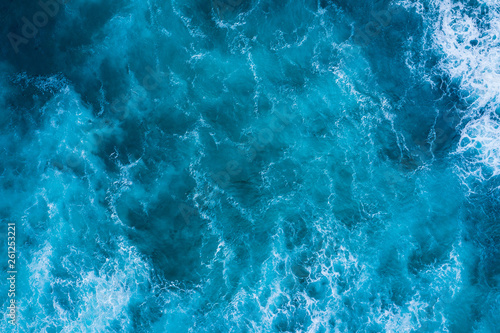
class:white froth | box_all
[428,0,500,113]
[456,113,500,182]
[16,239,151,333]
[402,0,500,187]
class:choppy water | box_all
[0,0,499,332]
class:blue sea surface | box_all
[0,0,499,331]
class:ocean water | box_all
[0,0,499,332]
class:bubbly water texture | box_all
[0,0,499,332]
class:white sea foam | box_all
[16,238,152,333]
[429,0,500,113]
[401,0,500,189]
[455,112,500,185]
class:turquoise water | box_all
[1,0,499,331]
